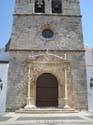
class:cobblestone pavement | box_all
[0,111,93,125]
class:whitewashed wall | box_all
[0,63,9,112]
[87,67,93,112]
[85,47,93,112]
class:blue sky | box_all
[0,0,93,48]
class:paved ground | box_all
[0,111,93,125]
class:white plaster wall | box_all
[0,64,9,112]
[85,48,93,112]
[86,67,93,112]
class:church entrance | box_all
[36,73,58,107]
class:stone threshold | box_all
[16,108,78,114]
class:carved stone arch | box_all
[35,70,60,86]
[34,69,64,98]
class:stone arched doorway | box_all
[36,73,58,107]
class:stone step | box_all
[16,108,78,114]
[0,112,93,125]
[0,122,93,125]
[16,123,93,125]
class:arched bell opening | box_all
[52,0,62,13]
[35,0,45,13]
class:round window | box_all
[42,29,54,39]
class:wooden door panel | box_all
[36,73,58,107]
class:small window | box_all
[52,0,62,13]
[35,0,45,13]
[42,29,54,39]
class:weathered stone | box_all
[6,0,88,111]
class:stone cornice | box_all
[13,13,82,18]
[8,49,85,52]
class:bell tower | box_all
[10,0,82,50]
[6,0,88,111]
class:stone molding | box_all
[24,53,74,108]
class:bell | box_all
[38,4,42,8]
[55,5,59,9]
[37,0,43,8]
[37,0,43,5]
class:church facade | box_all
[6,0,88,111]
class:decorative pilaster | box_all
[64,54,71,109]
[24,63,35,109]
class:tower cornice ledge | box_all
[8,49,85,52]
[13,13,82,17]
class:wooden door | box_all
[36,73,58,107]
